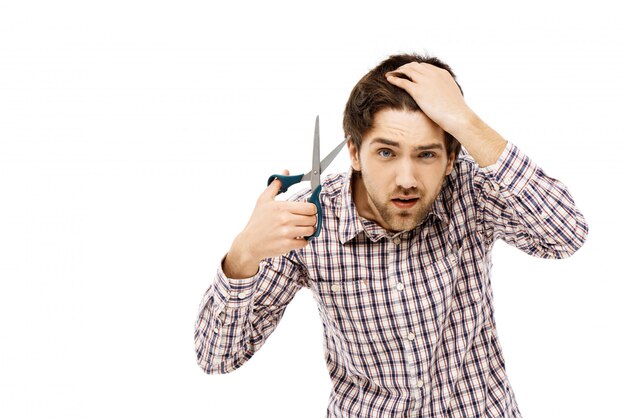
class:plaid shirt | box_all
[195,143,588,417]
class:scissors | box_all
[267,116,346,240]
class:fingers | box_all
[291,213,318,227]
[291,225,317,238]
[386,62,424,81]
[281,201,318,216]
[385,73,415,91]
[385,62,443,85]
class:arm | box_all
[386,63,588,257]
[194,252,306,374]
[385,61,506,167]
[473,142,588,258]
[195,171,317,373]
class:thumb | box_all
[262,169,290,200]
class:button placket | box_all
[388,235,419,392]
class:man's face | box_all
[348,108,455,232]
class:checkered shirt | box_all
[195,142,588,417]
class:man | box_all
[194,54,588,417]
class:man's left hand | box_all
[385,62,474,136]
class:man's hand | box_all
[385,62,474,136]
[386,62,508,167]
[223,170,318,279]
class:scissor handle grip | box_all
[267,174,304,194]
[306,185,322,241]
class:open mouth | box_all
[391,197,419,209]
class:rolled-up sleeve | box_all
[476,142,588,258]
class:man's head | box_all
[344,54,462,232]
[343,53,462,157]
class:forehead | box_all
[363,108,445,146]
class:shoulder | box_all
[448,148,486,192]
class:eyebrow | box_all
[370,138,444,151]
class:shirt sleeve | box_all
[194,252,307,374]
[475,142,588,258]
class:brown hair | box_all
[343,53,462,159]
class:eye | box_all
[419,151,436,159]
[377,149,394,159]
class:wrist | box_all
[445,107,481,139]
[223,236,262,279]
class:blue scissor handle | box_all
[307,184,323,241]
[267,174,322,241]
[267,174,304,194]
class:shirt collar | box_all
[336,168,452,245]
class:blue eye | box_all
[378,149,394,158]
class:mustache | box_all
[392,188,422,197]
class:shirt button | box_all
[237,291,247,299]
[393,237,401,245]
[396,283,405,291]
[331,284,341,292]
[407,333,415,341]
[503,175,514,186]
[417,379,424,388]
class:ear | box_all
[347,137,362,172]
[445,152,455,176]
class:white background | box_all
[1,1,624,417]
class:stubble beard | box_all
[364,176,445,233]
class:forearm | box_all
[194,270,259,374]
[477,143,588,258]
[447,110,508,168]
[222,237,262,279]
[195,254,304,374]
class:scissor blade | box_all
[300,137,347,182]
[310,115,321,190]
[319,138,347,173]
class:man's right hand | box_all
[222,170,318,279]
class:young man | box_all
[195,54,588,417]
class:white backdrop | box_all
[1,1,624,417]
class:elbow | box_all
[195,348,234,375]
[559,214,589,258]
[194,336,249,375]
[540,215,589,259]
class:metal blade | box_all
[310,116,321,190]
[301,137,347,182]
[319,138,347,173]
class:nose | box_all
[395,159,418,190]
